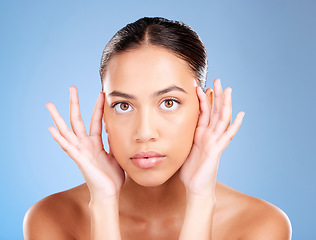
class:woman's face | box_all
[102,45,200,187]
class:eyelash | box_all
[111,101,133,113]
[159,97,181,110]
[110,98,181,113]
[162,97,180,104]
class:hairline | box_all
[101,44,198,91]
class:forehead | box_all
[102,46,196,93]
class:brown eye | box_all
[120,103,129,111]
[160,99,180,111]
[113,102,132,113]
[164,100,174,108]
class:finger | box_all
[48,126,80,161]
[69,86,87,137]
[196,86,211,127]
[218,111,245,149]
[107,136,114,157]
[46,102,79,146]
[209,79,223,131]
[214,87,232,135]
[205,88,214,114]
[89,92,105,136]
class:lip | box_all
[130,151,166,169]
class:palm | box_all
[77,135,124,196]
[180,79,245,197]
[47,87,125,200]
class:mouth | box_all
[130,151,166,169]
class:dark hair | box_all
[100,17,208,90]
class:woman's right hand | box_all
[46,86,125,202]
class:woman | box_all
[23,17,291,239]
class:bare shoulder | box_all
[23,184,90,240]
[215,182,292,240]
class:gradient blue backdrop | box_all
[1,0,315,239]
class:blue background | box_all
[1,0,315,239]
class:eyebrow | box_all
[108,91,135,99]
[108,85,187,99]
[153,85,187,96]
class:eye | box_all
[112,102,133,113]
[159,98,180,111]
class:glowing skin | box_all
[31,42,291,240]
[102,46,200,187]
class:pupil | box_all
[121,103,129,110]
[165,100,173,108]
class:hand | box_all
[46,86,125,201]
[179,79,245,198]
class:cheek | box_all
[173,99,199,135]
[103,111,131,160]
[166,113,197,138]
[162,104,199,155]
[106,125,134,171]
[106,122,130,151]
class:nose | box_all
[134,107,159,143]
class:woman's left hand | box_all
[179,79,245,198]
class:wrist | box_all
[186,193,216,211]
[180,191,216,240]
[89,196,121,240]
[186,188,216,202]
[89,195,119,209]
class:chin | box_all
[127,170,175,187]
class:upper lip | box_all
[130,151,165,159]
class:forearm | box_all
[179,194,216,240]
[89,197,121,240]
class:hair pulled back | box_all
[100,17,208,90]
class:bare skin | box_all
[24,180,291,240]
[23,46,291,239]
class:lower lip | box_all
[130,157,166,169]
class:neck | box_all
[119,170,187,220]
